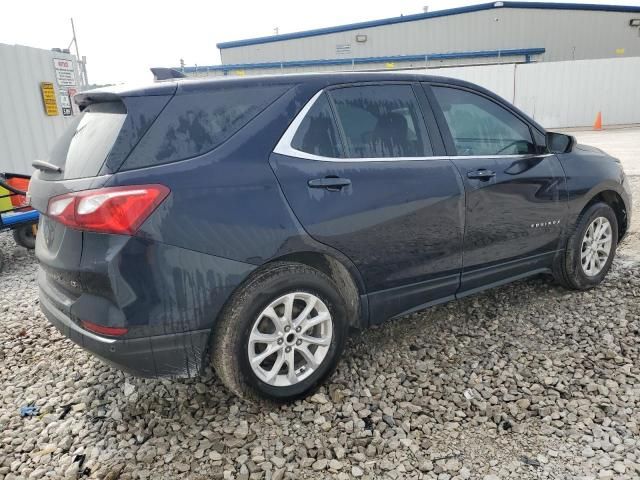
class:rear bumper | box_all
[35,231,257,377]
[40,286,210,378]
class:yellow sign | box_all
[234,70,246,76]
[385,62,396,69]
[615,48,625,55]
[40,82,58,116]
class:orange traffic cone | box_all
[593,111,602,131]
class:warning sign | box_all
[60,93,72,116]
[53,58,77,87]
[40,82,58,116]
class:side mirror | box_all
[546,132,576,154]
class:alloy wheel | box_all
[247,292,333,387]
[580,216,613,277]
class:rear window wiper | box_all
[32,160,63,174]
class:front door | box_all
[271,83,465,323]
[426,84,567,294]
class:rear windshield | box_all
[123,84,290,170]
[54,102,126,179]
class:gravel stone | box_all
[351,466,364,477]
[382,414,396,427]
[613,462,626,474]
[312,459,327,471]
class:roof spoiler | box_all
[73,91,121,108]
[73,81,178,109]
[151,67,186,81]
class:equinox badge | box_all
[531,220,561,228]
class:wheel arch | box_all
[581,189,629,240]
[264,251,366,329]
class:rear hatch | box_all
[29,82,176,310]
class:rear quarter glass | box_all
[121,84,291,170]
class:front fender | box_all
[557,147,630,234]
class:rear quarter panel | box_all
[111,86,306,263]
[77,234,255,336]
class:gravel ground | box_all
[1,177,639,480]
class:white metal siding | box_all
[0,44,80,175]
[423,63,517,103]
[514,57,640,128]
[409,57,640,128]
[220,8,640,66]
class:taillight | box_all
[47,185,169,235]
[81,320,128,337]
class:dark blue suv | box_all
[29,73,632,401]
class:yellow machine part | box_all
[0,185,13,213]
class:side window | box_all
[329,85,432,158]
[291,93,343,158]
[124,84,289,170]
[432,86,535,156]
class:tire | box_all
[12,224,37,250]
[212,262,349,402]
[554,202,618,290]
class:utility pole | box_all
[69,18,89,85]
[494,15,501,65]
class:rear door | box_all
[270,82,465,324]
[425,83,567,294]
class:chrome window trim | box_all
[274,90,327,160]
[273,89,553,163]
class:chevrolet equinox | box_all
[29,73,632,401]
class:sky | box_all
[2,0,640,85]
